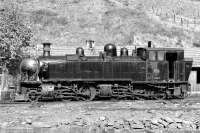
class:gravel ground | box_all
[0,97,200,133]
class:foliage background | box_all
[0,1,34,76]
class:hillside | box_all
[1,0,200,52]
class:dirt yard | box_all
[0,97,200,133]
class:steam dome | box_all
[104,43,117,57]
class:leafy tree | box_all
[0,2,33,75]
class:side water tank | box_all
[104,43,117,57]
[76,47,84,57]
[120,47,128,56]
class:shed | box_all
[184,48,200,95]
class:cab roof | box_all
[146,47,184,51]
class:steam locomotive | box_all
[19,42,193,101]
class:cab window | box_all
[157,51,165,61]
[149,51,156,61]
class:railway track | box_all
[0,101,29,105]
[0,95,199,110]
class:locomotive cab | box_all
[146,48,191,82]
[165,50,184,80]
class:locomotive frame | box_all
[19,43,193,101]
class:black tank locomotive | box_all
[19,43,193,101]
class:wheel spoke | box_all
[27,90,40,102]
[79,86,96,101]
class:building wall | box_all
[188,71,200,95]
[184,48,200,94]
[0,67,9,101]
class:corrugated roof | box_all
[184,48,200,67]
[37,45,136,56]
[37,46,200,67]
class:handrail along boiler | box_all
[19,42,193,101]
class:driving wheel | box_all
[79,86,96,101]
[27,90,40,102]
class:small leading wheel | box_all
[27,90,40,102]
[79,86,96,101]
[154,92,167,100]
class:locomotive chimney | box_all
[43,43,51,57]
[148,41,151,48]
[76,47,85,57]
